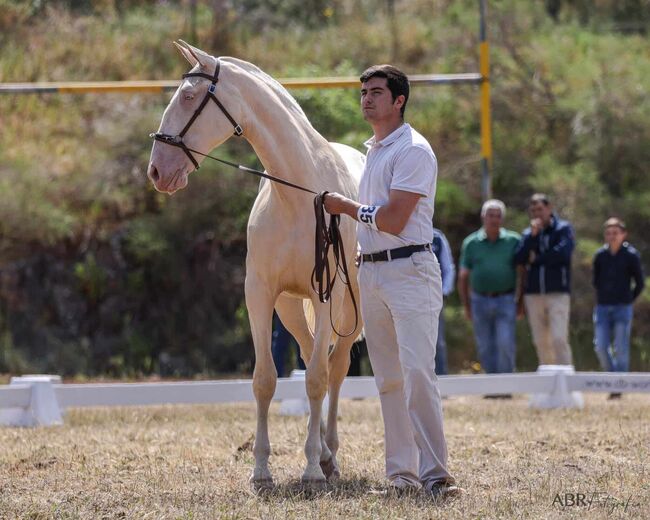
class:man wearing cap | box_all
[323,64,459,497]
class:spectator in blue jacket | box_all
[431,228,455,375]
[515,194,575,366]
[592,218,645,398]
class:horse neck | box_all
[236,76,336,197]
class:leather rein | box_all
[150,59,358,338]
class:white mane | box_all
[221,57,313,127]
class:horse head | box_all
[147,41,245,194]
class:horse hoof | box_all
[250,477,274,494]
[301,477,327,491]
[320,457,337,479]
[328,468,341,483]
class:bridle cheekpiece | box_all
[149,58,243,170]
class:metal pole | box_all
[479,0,493,200]
[0,74,483,95]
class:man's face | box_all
[482,208,503,231]
[360,76,403,123]
[529,201,552,224]
[604,226,626,249]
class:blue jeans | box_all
[434,309,447,375]
[470,291,517,373]
[271,313,304,377]
[593,304,633,372]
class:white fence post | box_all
[0,375,63,427]
[529,365,584,409]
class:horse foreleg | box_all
[246,276,276,491]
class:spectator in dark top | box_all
[515,194,575,366]
[431,227,455,375]
[592,218,645,397]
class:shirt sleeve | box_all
[390,145,436,196]
[460,237,472,270]
[592,252,600,289]
[438,233,455,296]
[631,251,645,301]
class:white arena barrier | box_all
[0,375,63,427]
[529,365,584,409]
[0,370,648,427]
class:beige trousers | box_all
[359,250,453,488]
[524,293,573,365]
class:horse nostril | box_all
[150,165,160,182]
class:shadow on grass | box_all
[254,476,376,501]
[253,477,456,506]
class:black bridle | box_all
[149,59,359,338]
[150,59,243,170]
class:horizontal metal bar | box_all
[0,385,32,408]
[0,73,483,95]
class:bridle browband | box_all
[149,58,359,338]
[150,59,243,170]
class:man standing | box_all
[324,65,459,497]
[458,200,521,376]
[592,218,644,398]
[515,193,575,366]
[432,227,455,376]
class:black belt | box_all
[362,243,431,263]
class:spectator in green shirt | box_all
[458,200,521,378]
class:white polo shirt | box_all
[358,123,437,254]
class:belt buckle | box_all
[386,249,392,261]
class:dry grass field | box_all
[1,394,648,519]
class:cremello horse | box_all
[147,41,364,489]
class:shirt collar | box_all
[478,227,507,241]
[364,123,409,149]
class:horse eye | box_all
[184,94,194,101]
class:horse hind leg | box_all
[323,305,361,482]
[246,277,277,492]
[299,298,335,487]
[275,294,333,476]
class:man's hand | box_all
[530,218,543,237]
[516,297,525,320]
[323,192,355,216]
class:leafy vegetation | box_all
[0,0,649,376]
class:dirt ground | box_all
[1,394,648,519]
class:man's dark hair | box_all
[360,64,410,118]
[529,193,550,206]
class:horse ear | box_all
[174,41,198,67]
[177,39,213,70]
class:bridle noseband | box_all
[150,58,243,170]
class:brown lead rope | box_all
[311,192,360,338]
